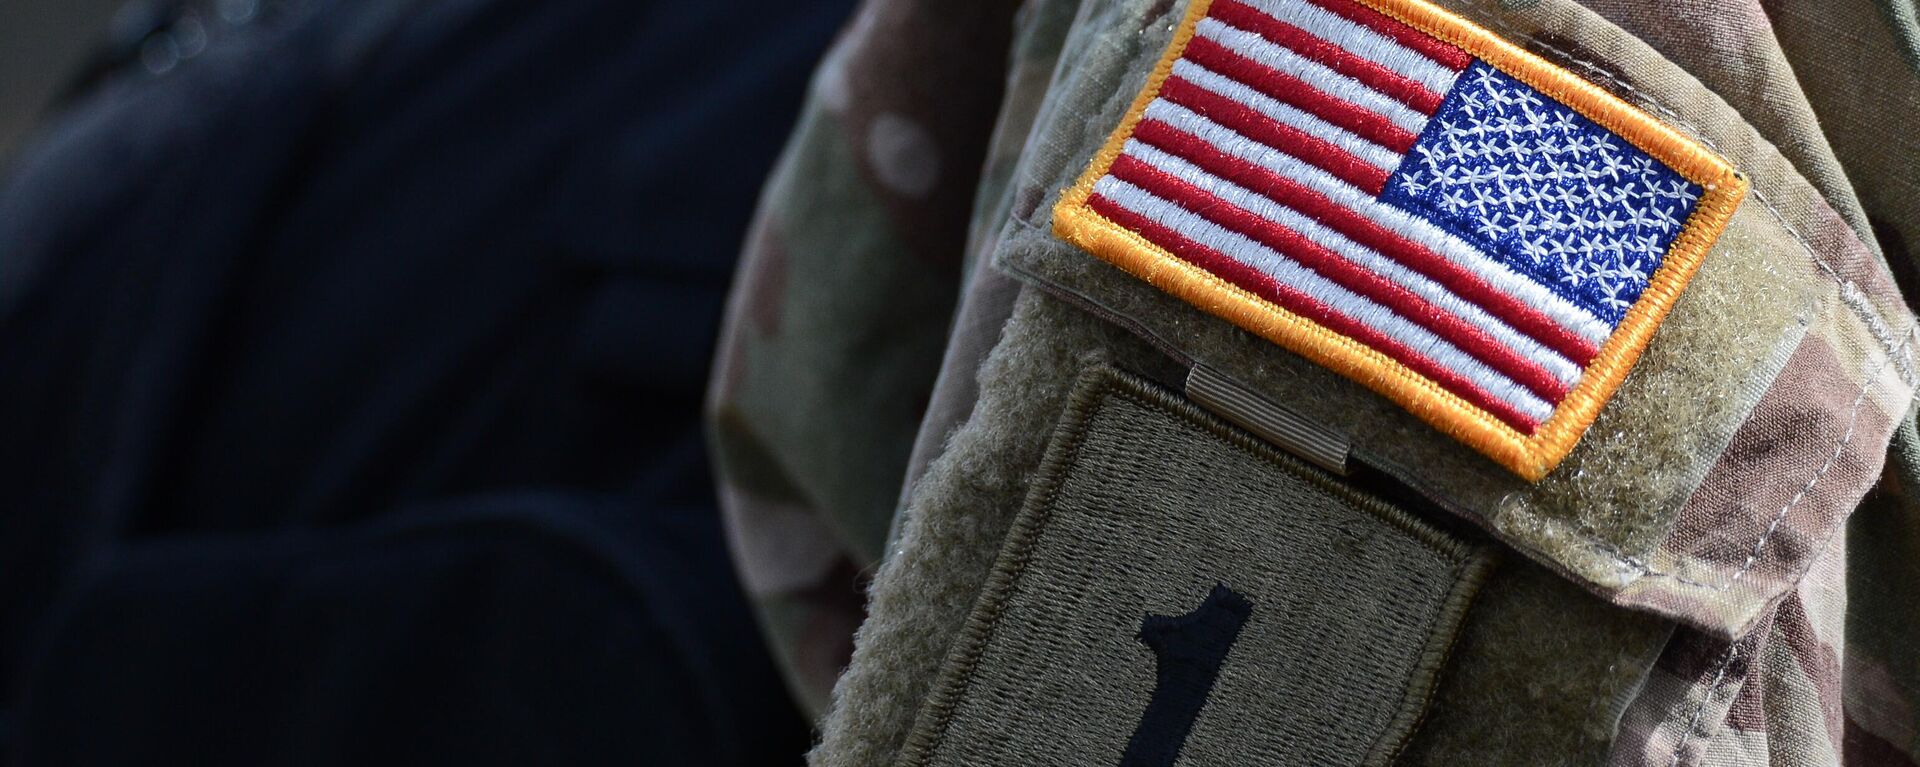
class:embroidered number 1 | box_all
[1119,584,1254,767]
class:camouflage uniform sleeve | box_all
[1576,3,1920,764]
[723,0,1920,762]
[1764,7,1920,760]
[705,0,1025,714]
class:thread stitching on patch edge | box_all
[1053,0,1747,483]
[1451,0,1920,601]
[1016,0,1915,614]
[1404,8,1920,760]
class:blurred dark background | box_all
[0,0,123,154]
[0,0,853,763]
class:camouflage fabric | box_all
[710,0,1920,762]
[1612,409,1920,765]
[705,0,1025,714]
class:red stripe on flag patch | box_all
[1109,154,1571,402]
[1087,193,1542,433]
[1153,79,1392,194]
[1183,36,1421,152]
[1209,0,1447,113]
[1052,0,1748,480]
[1308,0,1474,71]
[1129,120,1601,365]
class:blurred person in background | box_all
[0,0,851,763]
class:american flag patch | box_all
[1053,0,1745,480]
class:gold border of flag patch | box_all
[1052,0,1747,481]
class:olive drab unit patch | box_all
[892,368,1493,767]
[1051,0,1747,481]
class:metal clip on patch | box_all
[1052,0,1745,481]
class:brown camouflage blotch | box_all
[743,218,792,337]
[1666,337,1853,557]
[1724,648,1771,733]
[1775,595,1848,747]
[1659,625,1763,682]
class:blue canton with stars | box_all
[1380,62,1703,326]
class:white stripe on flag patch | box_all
[1238,0,1461,95]
[1093,176,1558,423]
[1170,60,1401,170]
[1054,0,1749,479]
[1195,18,1430,133]
[1141,99,1615,346]
[1122,139,1585,387]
